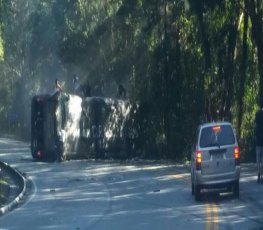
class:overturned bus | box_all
[31,92,82,160]
[31,93,138,160]
[78,97,138,158]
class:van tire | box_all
[195,185,201,201]
[233,180,239,198]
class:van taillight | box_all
[196,151,202,170]
[234,146,240,165]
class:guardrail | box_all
[0,161,26,215]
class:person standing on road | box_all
[255,103,263,184]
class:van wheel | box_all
[233,180,239,198]
[195,185,201,201]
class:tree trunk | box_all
[197,11,211,70]
[196,10,212,121]
[237,1,248,141]
[247,0,263,105]
[221,21,238,121]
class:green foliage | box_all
[0,0,262,161]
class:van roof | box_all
[199,121,232,129]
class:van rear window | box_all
[199,125,235,148]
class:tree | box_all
[0,0,261,160]
[247,0,263,105]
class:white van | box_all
[191,122,240,201]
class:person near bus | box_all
[56,129,66,162]
[54,79,63,93]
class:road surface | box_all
[0,138,263,230]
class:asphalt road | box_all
[0,138,263,230]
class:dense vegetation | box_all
[0,0,262,161]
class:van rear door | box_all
[199,125,236,175]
